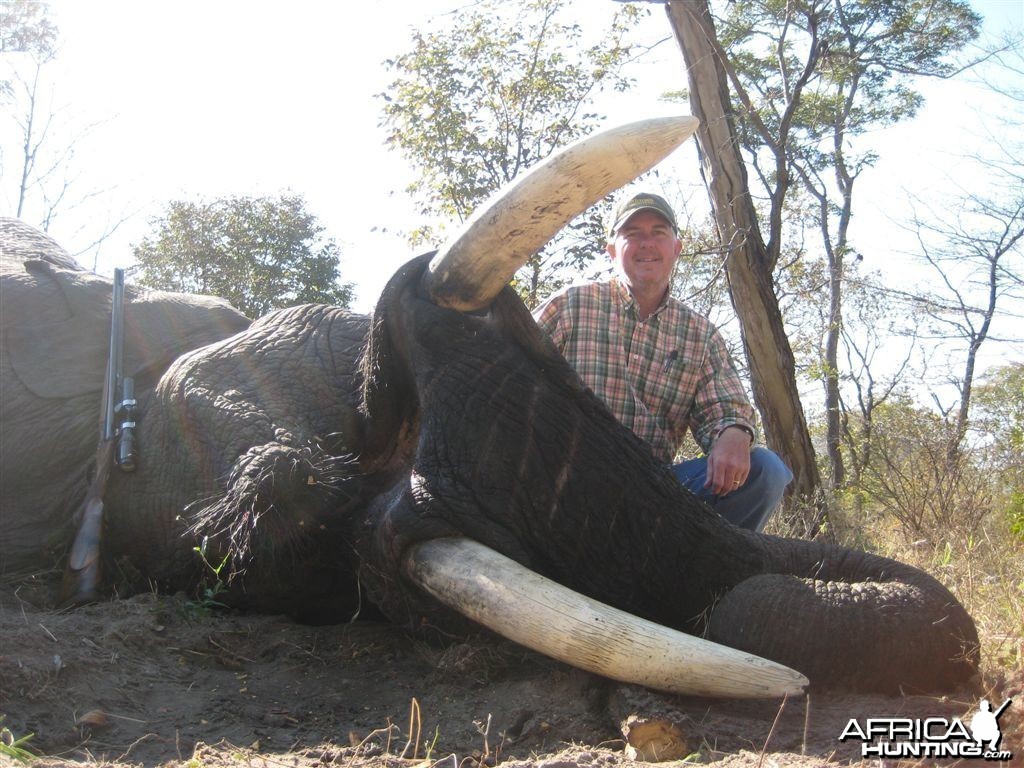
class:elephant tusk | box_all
[403,537,808,699]
[420,115,699,312]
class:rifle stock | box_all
[59,440,114,605]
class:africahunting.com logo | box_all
[839,698,1013,761]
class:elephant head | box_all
[348,253,979,696]
[2,119,980,698]
[0,218,250,573]
[345,119,979,694]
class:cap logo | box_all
[607,192,678,238]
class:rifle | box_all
[993,698,1013,719]
[59,268,137,605]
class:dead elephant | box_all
[0,117,979,697]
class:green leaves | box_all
[379,0,642,302]
[0,716,34,762]
[717,0,980,169]
[133,194,354,319]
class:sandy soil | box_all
[1,573,1020,768]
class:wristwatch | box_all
[720,423,755,443]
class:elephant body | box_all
[0,120,980,697]
[104,303,371,619]
[0,218,250,572]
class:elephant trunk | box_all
[707,536,980,693]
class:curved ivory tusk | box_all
[404,537,808,699]
[421,115,700,312]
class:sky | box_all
[4,0,689,310]
[3,0,1023,321]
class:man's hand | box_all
[704,426,753,496]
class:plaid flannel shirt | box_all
[533,278,756,464]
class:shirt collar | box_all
[610,277,671,320]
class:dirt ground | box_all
[1,572,1021,768]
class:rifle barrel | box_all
[103,269,125,441]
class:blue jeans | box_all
[671,447,792,532]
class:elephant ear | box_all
[7,259,250,399]
[6,260,120,398]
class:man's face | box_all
[606,209,682,295]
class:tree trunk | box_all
[664,0,822,507]
[823,249,845,489]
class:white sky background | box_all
[3,0,1023,341]
[7,0,698,310]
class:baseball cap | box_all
[607,192,678,238]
